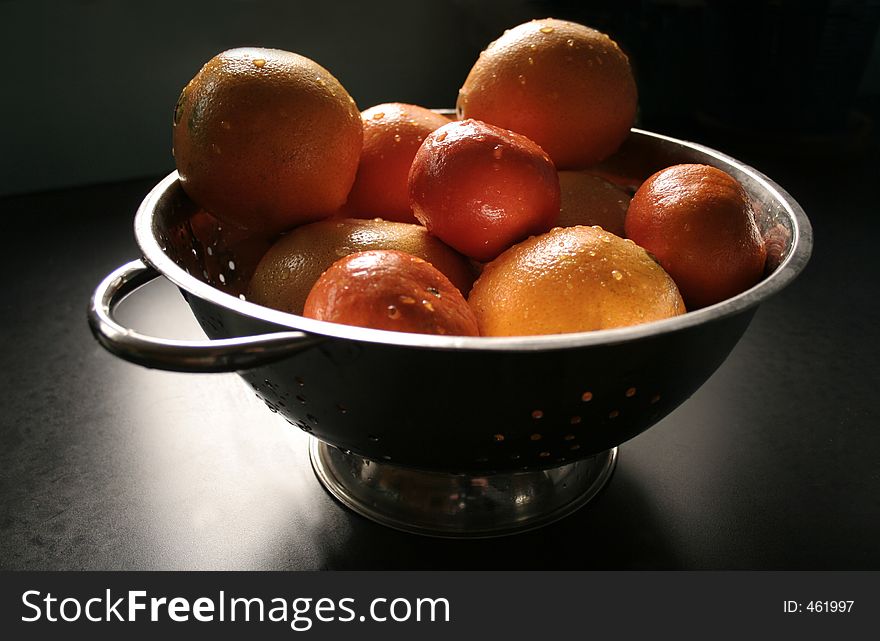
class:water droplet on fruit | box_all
[393,133,401,143]
[372,111,385,120]
[316,76,327,86]
[228,260,236,271]
[422,300,435,312]
[220,120,231,130]
[566,38,575,47]
[426,287,441,298]
[435,131,448,142]
[253,58,266,69]
[540,26,554,34]
[399,295,416,305]
[527,56,535,65]
[611,269,623,281]
[517,74,526,85]
[493,145,503,160]
[387,305,400,319]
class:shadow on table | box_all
[295,460,685,570]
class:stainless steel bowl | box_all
[88,129,812,537]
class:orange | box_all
[556,171,630,236]
[342,103,450,223]
[468,226,685,336]
[625,164,767,309]
[303,250,479,336]
[172,47,362,235]
[247,218,476,315]
[409,118,560,262]
[457,18,637,169]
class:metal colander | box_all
[89,129,811,537]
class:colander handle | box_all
[88,259,323,373]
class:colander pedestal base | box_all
[309,439,617,538]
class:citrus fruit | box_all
[625,164,767,308]
[408,118,560,262]
[556,171,630,236]
[303,250,479,336]
[247,218,475,315]
[457,18,637,169]
[172,47,362,234]
[342,103,450,223]
[468,225,685,336]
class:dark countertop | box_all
[1,144,878,570]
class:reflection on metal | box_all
[311,439,617,538]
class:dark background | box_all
[1,0,878,196]
[1,0,879,569]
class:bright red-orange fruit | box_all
[303,250,480,336]
[343,103,451,223]
[408,118,560,262]
[625,164,767,309]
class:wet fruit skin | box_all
[172,47,363,235]
[625,164,767,309]
[247,218,476,315]
[303,250,480,336]
[408,118,561,262]
[342,103,451,223]
[556,171,630,236]
[457,18,637,169]
[468,225,685,336]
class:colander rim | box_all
[135,128,813,352]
